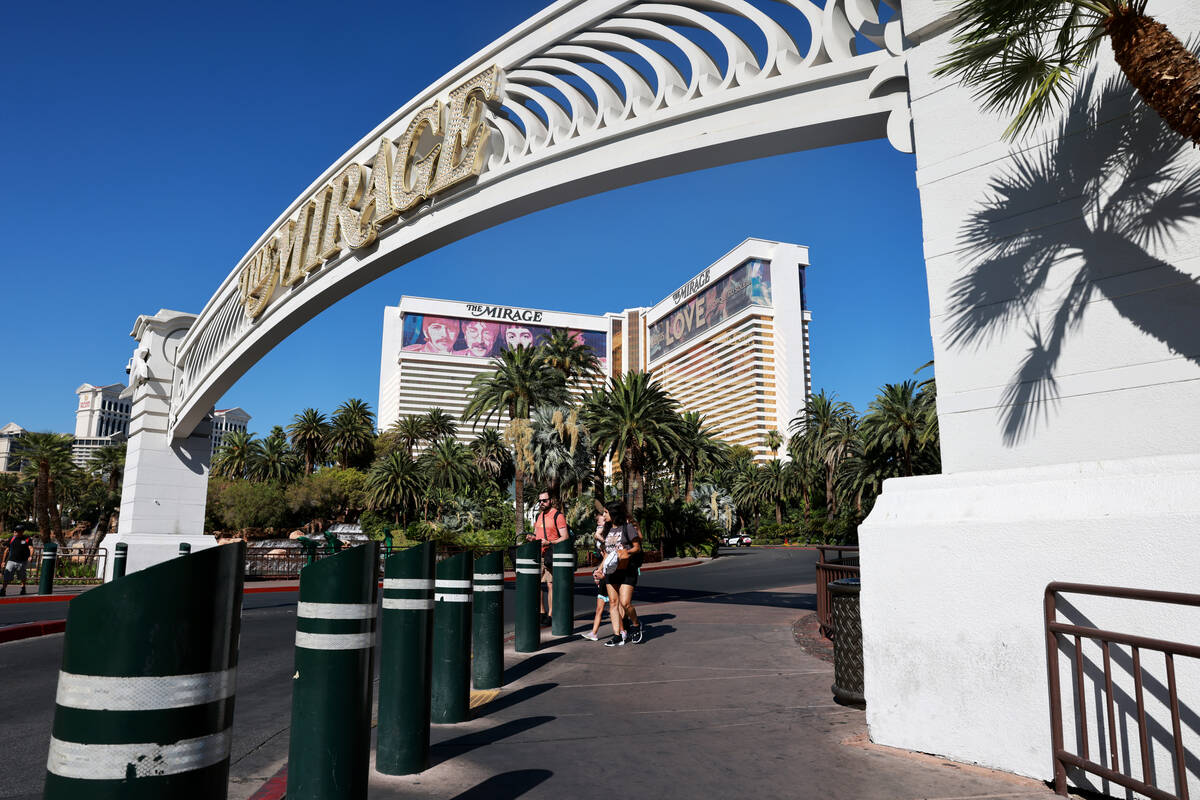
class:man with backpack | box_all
[527,490,568,626]
[1,523,36,596]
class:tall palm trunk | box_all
[825,465,837,519]
[684,466,695,503]
[1106,8,1200,146]
[514,465,525,535]
[592,447,605,503]
[34,466,51,542]
[47,473,63,544]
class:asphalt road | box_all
[0,546,816,800]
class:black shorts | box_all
[605,569,638,589]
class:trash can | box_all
[829,578,865,706]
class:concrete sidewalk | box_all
[240,582,1066,800]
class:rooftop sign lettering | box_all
[464,303,544,322]
[238,66,502,320]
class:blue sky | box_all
[1,0,930,436]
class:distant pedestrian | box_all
[527,490,568,626]
[1,524,36,596]
[594,501,644,646]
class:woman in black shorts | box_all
[594,500,643,646]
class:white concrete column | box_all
[859,1,1200,795]
[99,309,217,579]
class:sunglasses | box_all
[538,498,550,503]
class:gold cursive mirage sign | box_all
[238,66,502,319]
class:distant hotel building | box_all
[378,239,811,460]
[210,408,251,457]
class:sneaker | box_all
[540,613,552,627]
[581,631,599,641]
[603,634,625,647]
[629,626,643,644]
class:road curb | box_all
[0,619,66,644]
[246,765,288,800]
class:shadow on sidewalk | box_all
[446,769,553,799]
[474,683,556,718]
[431,716,555,767]
[502,652,561,685]
[690,590,815,611]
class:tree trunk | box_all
[514,466,525,535]
[34,467,51,542]
[592,447,605,503]
[47,474,64,544]
[1106,8,1200,146]
[775,501,782,526]
[684,467,694,503]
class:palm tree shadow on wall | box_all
[947,72,1200,446]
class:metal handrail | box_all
[1045,581,1197,800]
[816,546,859,638]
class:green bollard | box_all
[551,540,575,637]
[112,543,127,580]
[514,542,541,653]
[376,542,435,776]
[430,552,472,724]
[286,544,379,800]
[44,542,244,799]
[472,551,504,690]
[178,542,191,557]
[38,542,57,596]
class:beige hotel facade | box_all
[378,239,811,461]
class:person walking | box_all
[594,501,644,646]
[1,524,36,596]
[581,516,611,641]
[527,490,568,626]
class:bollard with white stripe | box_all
[514,541,541,653]
[111,542,127,580]
[430,551,472,724]
[550,540,576,637]
[43,541,244,800]
[376,542,435,776]
[178,542,191,557]
[38,542,57,596]
[471,551,504,690]
[286,543,379,800]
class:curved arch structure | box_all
[168,0,909,439]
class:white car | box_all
[726,534,752,547]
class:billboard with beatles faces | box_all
[400,312,607,368]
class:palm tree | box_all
[936,0,1200,144]
[763,429,784,459]
[861,381,926,477]
[418,437,476,520]
[14,432,73,542]
[0,473,26,533]
[673,411,727,502]
[462,345,568,534]
[251,435,301,483]
[528,405,592,505]
[212,430,258,479]
[469,428,513,491]
[88,444,125,494]
[392,415,427,458]
[367,450,423,525]
[288,408,330,475]
[87,444,126,535]
[541,329,603,390]
[759,459,792,526]
[421,408,458,445]
[328,399,376,469]
[588,371,681,511]
[789,390,855,517]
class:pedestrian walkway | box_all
[237,581,1067,800]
